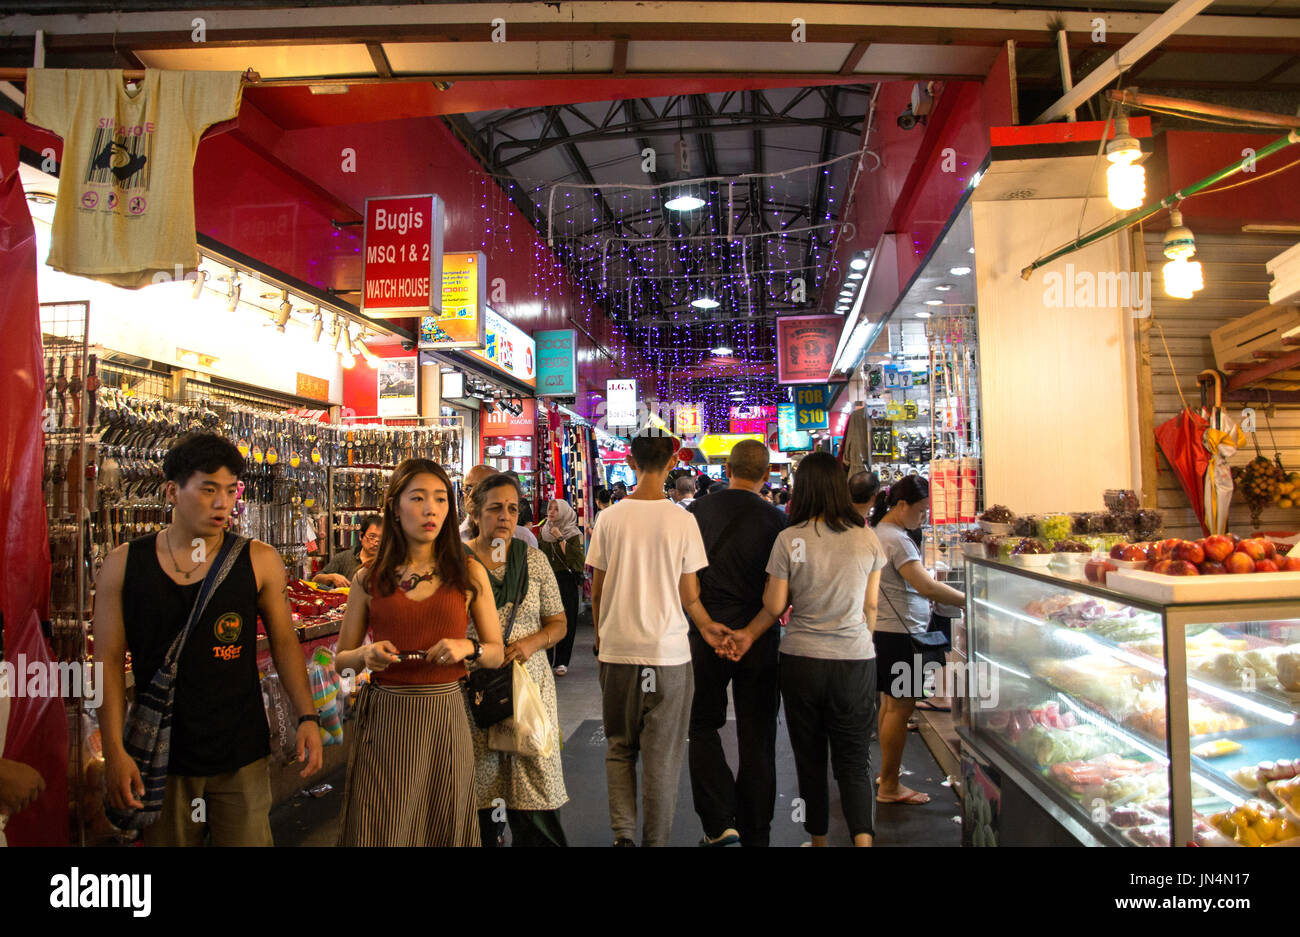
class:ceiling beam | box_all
[839,41,872,76]
[364,41,392,79]
[612,35,628,76]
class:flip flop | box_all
[876,790,931,805]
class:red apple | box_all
[1282,556,1300,572]
[1166,560,1200,576]
[1224,551,1256,575]
[1173,541,1206,565]
[1120,544,1148,562]
[1264,541,1283,560]
[1202,535,1234,563]
[1151,539,1181,561]
[1085,559,1118,584]
[1199,561,1228,575]
[1110,542,1129,560]
[1236,539,1267,562]
[1151,559,1175,575]
[1255,558,1280,573]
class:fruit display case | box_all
[958,556,1300,847]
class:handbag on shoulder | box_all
[463,544,530,729]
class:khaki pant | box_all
[144,757,274,847]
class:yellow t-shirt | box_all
[25,68,243,289]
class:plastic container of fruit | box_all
[1112,558,1147,570]
[979,520,1014,536]
[960,541,986,559]
[1010,553,1054,569]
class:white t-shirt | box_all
[586,498,709,666]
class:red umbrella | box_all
[1155,407,1211,532]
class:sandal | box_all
[876,789,931,805]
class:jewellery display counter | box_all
[959,556,1300,847]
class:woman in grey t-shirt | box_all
[868,476,965,807]
[732,452,885,847]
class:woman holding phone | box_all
[335,459,504,847]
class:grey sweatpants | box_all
[599,661,693,846]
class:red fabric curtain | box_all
[0,137,69,845]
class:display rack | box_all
[39,301,92,847]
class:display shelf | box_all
[256,619,343,653]
[963,556,1300,847]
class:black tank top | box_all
[122,533,270,776]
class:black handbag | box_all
[463,555,529,728]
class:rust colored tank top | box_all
[368,583,470,685]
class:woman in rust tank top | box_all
[335,459,503,846]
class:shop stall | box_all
[960,554,1300,848]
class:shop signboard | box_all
[418,251,487,350]
[675,403,702,437]
[362,193,444,320]
[728,404,774,434]
[440,371,465,399]
[377,356,418,417]
[467,307,537,389]
[607,378,637,428]
[296,372,330,401]
[536,329,577,396]
[777,402,813,452]
[482,397,536,437]
[794,384,831,430]
[697,433,764,460]
[776,314,842,385]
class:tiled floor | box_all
[270,616,961,846]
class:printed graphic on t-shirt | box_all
[212,611,244,660]
[81,120,154,217]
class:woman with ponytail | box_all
[868,475,965,806]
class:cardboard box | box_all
[1210,301,1300,371]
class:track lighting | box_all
[334,316,346,352]
[275,291,292,332]
[311,308,324,342]
[342,329,357,369]
[191,269,208,300]
[226,275,240,313]
[358,335,381,367]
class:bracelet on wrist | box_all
[298,713,321,726]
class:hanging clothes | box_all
[840,404,871,474]
[25,68,244,288]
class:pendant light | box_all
[1162,208,1204,299]
[1106,114,1146,211]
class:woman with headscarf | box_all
[538,498,586,676]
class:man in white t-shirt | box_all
[587,428,724,846]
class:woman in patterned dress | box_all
[334,459,504,847]
[465,473,569,846]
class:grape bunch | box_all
[1234,456,1284,527]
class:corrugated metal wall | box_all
[1145,230,1300,540]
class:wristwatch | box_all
[466,638,483,662]
[298,714,321,727]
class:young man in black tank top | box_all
[95,434,323,845]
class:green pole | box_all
[1020,130,1298,280]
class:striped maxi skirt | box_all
[338,682,480,847]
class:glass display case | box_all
[959,556,1300,847]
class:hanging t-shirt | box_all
[586,498,708,666]
[25,68,244,288]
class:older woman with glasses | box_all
[314,514,382,589]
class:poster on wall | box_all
[777,402,813,452]
[362,193,444,320]
[377,357,418,417]
[418,251,487,350]
[607,378,638,428]
[776,314,842,385]
[467,307,537,389]
[536,329,577,396]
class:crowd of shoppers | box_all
[94,427,961,848]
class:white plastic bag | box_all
[487,661,554,758]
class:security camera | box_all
[897,106,918,131]
[401,339,416,351]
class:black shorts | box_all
[873,631,947,699]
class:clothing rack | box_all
[0,66,262,83]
